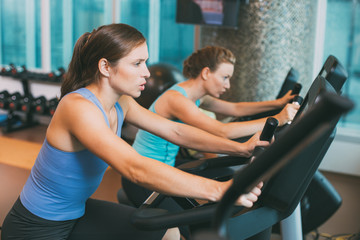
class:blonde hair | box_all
[183,46,236,79]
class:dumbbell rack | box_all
[0,64,63,133]
[2,78,37,133]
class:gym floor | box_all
[0,124,359,240]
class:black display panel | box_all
[176,0,241,27]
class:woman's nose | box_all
[143,65,151,78]
[225,79,231,89]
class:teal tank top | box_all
[20,88,124,221]
[132,84,200,166]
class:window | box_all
[0,0,194,72]
[323,0,360,130]
[0,0,41,68]
[51,0,112,70]
[118,0,195,69]
[159,0,195,68]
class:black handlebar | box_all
[292,83,302,95]
[292,95,303,105]
[260,117,279,142]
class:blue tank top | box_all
[132,84,200,166]
[20,88,124,221]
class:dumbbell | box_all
[34,96,48,115]
[20,95,34,113]
[0,90,10,109]
[48,97,59,116]
[8,92,22,111]
[11,65,27,79]
[48,67,65,82]
[0,63,15,77]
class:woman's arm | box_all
[154,91,299,139]
[201,90,296,117]
[122,96,267,157]
[54,94,261,207]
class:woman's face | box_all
[206,62,234,98]
[109,42,150,98]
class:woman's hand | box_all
[277,90,297,107]
[242,131,271,157]
[274,103,300,126]
[236,181,264,207]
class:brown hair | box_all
[60,23,146,99]
[182,46,236,79]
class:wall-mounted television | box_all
[176,0,241,28]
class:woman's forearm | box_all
[233,100,283,117]
[123,154,228,202]
[164,121,251,157]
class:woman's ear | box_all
[98,58,110,77]
[200,67,210,80]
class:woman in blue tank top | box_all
[123,46,300,211]
[2,24,266,240]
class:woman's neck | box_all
[86,83,121,112]
[178,78,206,101]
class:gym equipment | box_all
[2,91,38,133]
[276,68,300,99]
[33,96,48,115]
[20,94,34,113]
[129,114,280,235]
[197,92,353,240]
[118,67,301,204]
[129,72,349,239]
[8,92,22,111]
[0,90,10,109]
[318,55,347,94]
[0,77,39,132]
[0,63,65,132]
[283,55,349,235]
[267,55,349,237]
[291,83,302,96]
[48,97,59,116]
[235,68,302,122]
[299,171,342,234]
[130,91,353,240]
[259,117,279,141]
[47,67,65,83]
[251,117,279,160]
[1,63,66,83]
[10,65,27,79]
[270,75,345,237]
[0,63,16,77]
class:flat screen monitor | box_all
[318,55,348,93]
[292,75,337,124]
[176,0,241,27]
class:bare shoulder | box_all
[55,92,101,121]
[47,92,106,148]
[155,91,198,123]
[156,89,191,110]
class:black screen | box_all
[292,76,336,124]
[176,0,240,27]
[318,55,348,93]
